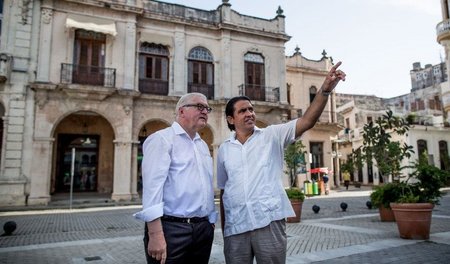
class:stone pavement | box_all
[0,186,449,263]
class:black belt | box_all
[162,215,209,224]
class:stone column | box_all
[112,140,133,201]
[27,137,54,205]
[362,163,368,185]
[123,21,136,90]
[278,48,288,103]
[221,31,232,98]
[2,96,27,182]
[0,115,26,206]
[36,7,53,83]
[172,27,186,96]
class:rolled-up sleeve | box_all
[133,134,171,222]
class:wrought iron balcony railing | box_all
[139,79,169,95]
[60,63,116,88]
[238,84,280,103]
[188,83,214,99]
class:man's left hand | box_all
[322,61,346,92]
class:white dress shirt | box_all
[217,119,297,237]
[134,122,217,224]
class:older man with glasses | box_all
[134,92,217,264]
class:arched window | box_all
[188,47,214,99]
[244,52,265,101]
[189,47,213,61]
[139,43,169,95]
[309,86,317,103]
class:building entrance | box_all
[55,134,99,192]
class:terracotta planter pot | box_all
[287,200,303,223]
[390,203,434,239]
[378,205,395,222]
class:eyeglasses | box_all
[183,104,213,113]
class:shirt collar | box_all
[226,126,262,143]
[172,121,201,140]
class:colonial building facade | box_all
[0,0,292,206]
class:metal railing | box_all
[238,84,280,102]
[60,63,116,88]
[139,79,169,95]
[188,83,214,99]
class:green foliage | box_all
[399,154,450,204]
[284,140,306,188]
[362,111,449,206]
[405,114,417,125]
[358,110,414,182]
[370,182,406,209]
[285,187,305,201]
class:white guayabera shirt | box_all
[217,119,297,237]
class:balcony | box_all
[139,79,168,95]
[437,19,450,43]
[238,84,280,103]
[188,83,214,99]
[61,63,116,88]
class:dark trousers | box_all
[144,220,214,264]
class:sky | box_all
[161,0,444,98]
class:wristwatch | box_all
[321,90,331,96]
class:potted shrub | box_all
[357,110,414,221]
[390,155,450,239]
[370,182,405,221]
[284,140,306,223]
[285,187,305,223]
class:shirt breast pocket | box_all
[224,159,242,176]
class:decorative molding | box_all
[22,0,32,24]
[41,8,53,24]
[58,84,115,101]
[174,32,184,46]
[35,91,48,110]
[0,53,12,83]
[123,104,132,115]
[113,140,134,146]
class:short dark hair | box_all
[225,96,252,131]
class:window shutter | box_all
[207,63,213,85]
[139,55,145,78]
[161,58,168,81]
[188,61,193,83]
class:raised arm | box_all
[295,61,346,138]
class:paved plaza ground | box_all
[0,186,450,263]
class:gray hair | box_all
[175,93,207,118]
